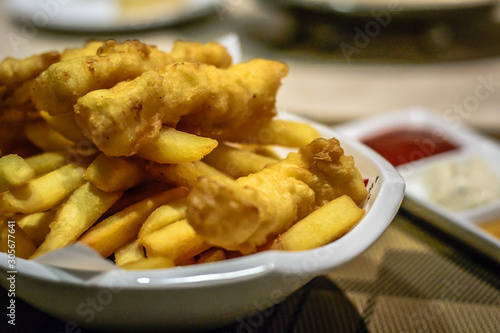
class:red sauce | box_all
[362,127,459,167]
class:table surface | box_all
[1,1,500,332]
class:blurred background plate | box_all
[269,0,497,14]
[7,0,219,32]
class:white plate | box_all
[0,113,404,331]
[7,0,218,32]
[335,107,500,263]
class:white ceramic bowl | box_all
[0,113,405,332]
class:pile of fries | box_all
[0,39,366,270]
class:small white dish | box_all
[336,107,500,263]
[0,113,404,331]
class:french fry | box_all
[137,127,218,164]
[120,257,175,270]
[102,181,172,219]
[213,119,321,147]
[24,121,75,151]
[114,239,145,267]
[0,219,37,259]
[265,119,321,147]
[138,197,188,240]
[197,247,226,264]
[24,151,67,176]
[84,153,146,192]
[238,144,282,160]
[0,162,89,214]
[141,219,210,263]
[30,182,123,259]
[40,111,88,143]
[79,187,189,258]
[203,142,277,178]
[0,154,35,192]
[146,160,232,188]
[278,195,365,251]
[16,211,56,246]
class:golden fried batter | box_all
[0,51,60,89]
[170,40,232,69]
[187,138,367,254]
[31,39,233,115]
[60,40,104,61]
[74,59,288,156]
[31,40,174,115]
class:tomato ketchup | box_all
[361,127,459,166]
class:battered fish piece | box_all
[0,51,60,89]
[31,40,174,115]
[0,51,60,108]
[74,59,288,156]
[187,138,368,254]
[60,40,104,61]
[170,40,232,69]
[31,40,232,115]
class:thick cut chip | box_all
[196,247,226,264]
[15,211,56,247]
[0,220,37,259]
[24,151,67,176]
[0,154,35,192]
[24,121,75,151]
[202,142,277,178]
[138,197,188,240]
[137,127,218,164]
[30,182,122,259]
[120,257,175,270]
[141,219,210,263]
[79,187,189,258]
[279,195,365,251]
[40,111,89,143]
[0,162,88,214]
[211,119,321,147]
[84,153,146,192]
[74,59,288,156]
[146,161,232,188]
[114,239,145,267]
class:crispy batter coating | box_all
[0,51,60,89]
[60,40,104,61]
[31,40,174,115]
[31,40,233,115]
[186,138,368,254]
[170,40,232,68]
[74,59,288,156]
[0,51,60,109]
